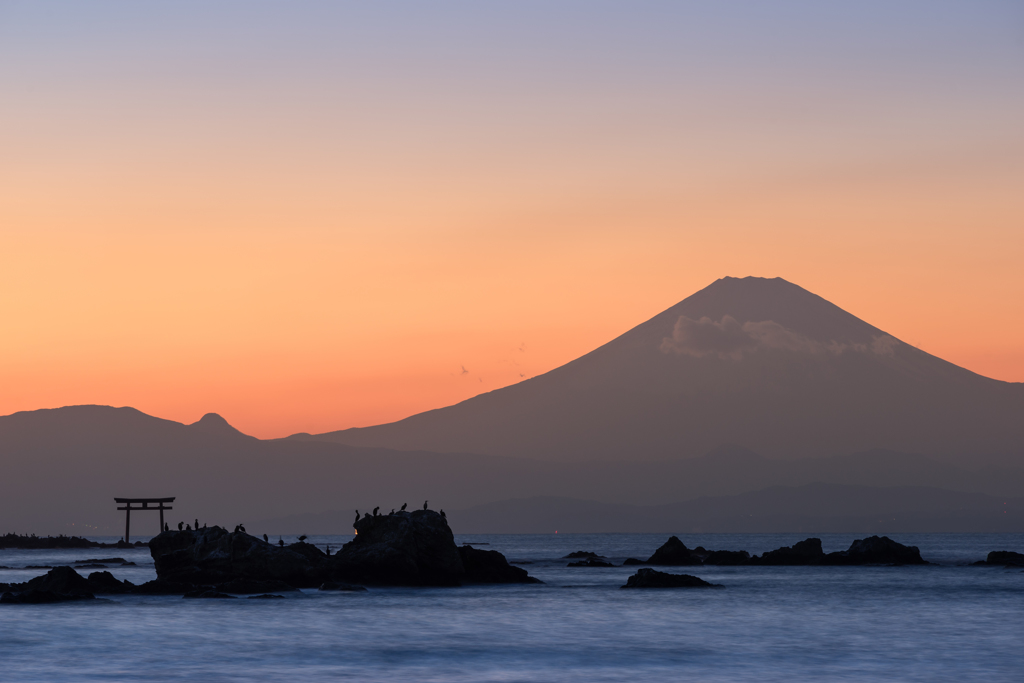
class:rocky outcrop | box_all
[702,550,750,565]
[646,536,703,566]
[621,568,720,589]
[752,538,825,565]
[0,566,97,604]
[458,545,542,583]
[563,551,602,559]
[149,526,328,587]
[86,571,135,594]
[1,590,94,604]
[979,551,1024,567]
[822,536,927,565]
[331,510,463,586]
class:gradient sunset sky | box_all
[2,1,1023,438]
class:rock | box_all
[22,566,93,596]
[752,538,825,565]
[702,550,751,566]
[622,558,645,565]
[214,578,298,594]
[822,536,927,565]
[982,551,1024,567]
[149,526,328,587]
[1,589,94,604]
[459,546,542,584]
[86,571,135,594]
[0,533,101,550]
[319,581,368,592]
[75,564,107,569]
[646,536,703,566]
[183,590,237,599]
[563,551,603,559]
[76,558,127,565]
[330,510,464,586]
[621,568,720,589]
[132,579,201,595]
[567,558,616,568]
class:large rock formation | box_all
[644,536,703,566]
[977,550,1024,567]
[330,510,465,586]
[458,545,542,583]
[149,526,329,587]
[621,568,719,589]
[822,536,927,565]
[0,566,97,604]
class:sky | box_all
[2,1,1023,438]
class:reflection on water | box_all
[1,533,1022,682]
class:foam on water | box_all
[2,533,1022,682]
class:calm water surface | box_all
[1,533,1022,682]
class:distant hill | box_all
[3,405,1024,535]
[298,277,1024,465]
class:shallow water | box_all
[2,533,1022,682]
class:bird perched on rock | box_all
[164,523,169,532]
[440,510,446,519]
[354,510,359,525]
[195,519,199,530]
[240,524,246,533]
[423,500,428,510]
[373,507,379,517]
[298,535,307,542]
[178,521,184,531]
[263,534,269,543]
[400,503,407,511]
[278,537,284,547]
[390,509,395,515]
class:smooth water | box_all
[2,533,1022,682]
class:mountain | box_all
[2,405,1024,535]
[298,277,1024,465]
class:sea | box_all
[1,532,1022,682]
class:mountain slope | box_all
[300,277,1024,464]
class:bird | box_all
[373,507,379,517]
[400,503,407,511]
[178,521,184,531]
[263,534,269,543]
[354,510,360,525]
[240,524,247,533]
[278,537,284,547]
[390,509,395,515]
[164,523,169,532]
[423,500,428,510]
[440,510,446,519]
[194,519,199,530]
[363,512,371,520]
[298,535,307,542]
[186,524,192,531]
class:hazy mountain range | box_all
[2,277,1022,535]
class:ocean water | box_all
[1,533,1022,682]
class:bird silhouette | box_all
[298,535,307,542]
[354,510,360,525]
[278,537,284,547]
[440,510,446,519]
[263,534,269,543]
[239,524,246,533]
[390,509,395,515]
[423,500,428,510]
[178,522,184,531]
[400,503,407,511]
[373,507,379,517]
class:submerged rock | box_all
[646,536,703,566]
[621,568,720,589]
[567,558,616,568]
[319,581,367,592]
[459,545,543,584]
[563,551,603,559]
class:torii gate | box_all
[115,497,175,543]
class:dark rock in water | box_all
[132,579,201,595]
[563,551,603,559]
[621,568,719,589]
[0,533,101,550]
[459,545,542,584]
[183,590,237,599]
[215,578,298,594]
[319,581,368,592]
[702,550,751,566]
[75,564,107,569]
[22,566,93,596]
[76,558,126,565]
[752,538,825,565]
[331,510,464,586]
[567,558,616,568]
[247,594,285,599]
[822,536,927,565]
[981,551,1024,567]
[622,558,645,565]
[120,562,137,566]
[25,565,54,570]
[646,536,703,566]
[86,571,135,594]
[149,526,328,588]
[1,589,95,604]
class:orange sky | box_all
[2,3,1023,438]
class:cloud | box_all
[660,315,900,360]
